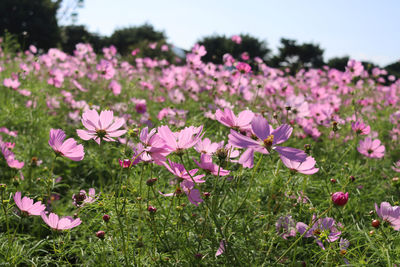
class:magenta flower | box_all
[229,116,307,162]
[77,109,126,144]
[375,202,400,230]
[49,129,84,161]
[351,121,370,135]
[331,192,349,206]
[41,212,82,230]
[215,108,254,131]
[236,62,251,74]
[13,192,45,216]
[357,138,385,158]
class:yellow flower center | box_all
[263,135,274,149]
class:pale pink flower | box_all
[41,212,82,230]
[49,129,84,161]
[215,108,254,131]
[13,192,45,216]
[357,138,385,158]
[375,202,400,230]
[215,240,226,256]
[157,125,203,154]
[231,35,242,44]
[280,155,319,175]
[77,109,126,144]
[351,121,370,135]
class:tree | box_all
[0,0,61,50]
[385,61,400,78]
[60,25,107,54]
[327,56,350,71]
[270,38,324,73]
[109,24,166,55]
[198,34,270,64]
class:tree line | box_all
[1,0,399,76]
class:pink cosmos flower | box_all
[280,155,319,175]
[108,80,121,95]
[229,116,307,162]
[0,142,24,169]
[215,108,254,131]
[193,154,230,176]
[96,59,115,80]
[72,188,97,207]
[375,202,400,230]
[236,62,251,74]
[77,109,126,144]
[157,125,203,154]
[351,121,370,135]
[163,159,205,183]
[215,240,226,256]
[13,192,45,216]
[41,212,82,230]
[392,160,400,172]
[296,216,341,249]
[3,77,20,89]
[231,35,242,44]
[357,138,385,158]
[49,129,84,161]
[194,138,221,155]
[276,215,297,239]
[133,127,170,165]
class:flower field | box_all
[1,42,400,266]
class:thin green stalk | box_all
[225,154,263,229]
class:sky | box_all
[61,0,400,66]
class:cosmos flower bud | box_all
[371,219,380,228]
[119,159,131,168]
[331,192,349,206]
[147,206,157,213]
[96,230,105,239]
[102,214,110,222]
[146,178,157,186]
